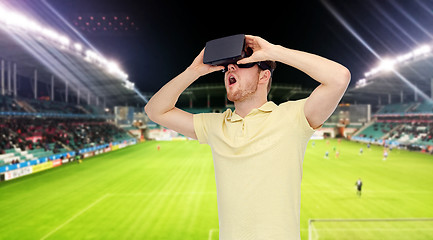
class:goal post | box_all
[308,218,433,240]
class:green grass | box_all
[302,140,433,239]
[0,139,432,239]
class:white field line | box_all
[40,194,111,240]
[40,191,217,240]
[208,228,218,240]
[111,191,216,196]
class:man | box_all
[145,35,350,240]
[355,178,363,197]
[383,149,389,161]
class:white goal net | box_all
[308,218,433,240]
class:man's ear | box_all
[258,70,271,84]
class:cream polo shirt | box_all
[193,98,315,240]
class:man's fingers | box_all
[245,39,256,49]
[237,56,255,64]
[215,65,225,71]
[245,34,257,42]
[209,65,225,72]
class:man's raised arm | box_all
[238,35,351,129]
[144,49,224,139]
[272,46,351,129]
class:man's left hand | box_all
[237,35,276,64]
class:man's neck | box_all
[234,97,268,118]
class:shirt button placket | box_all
[241,120,246,135]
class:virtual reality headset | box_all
[203,34,252,66]
[203,34,274,75]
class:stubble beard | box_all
[227,78,259,102]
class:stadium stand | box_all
[375,103,413,115]
[0,96,134,170]
[374,101,433,116]
[0,95,24,112]
[0,95,111,119]
[24,98,86,114]
[356,122,395,140]
[0,2,142,182]
[408,101,433,114]
[0,95,138,181]
[387,121,433,145]
[352,100,433,152]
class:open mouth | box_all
[228,74,237,85]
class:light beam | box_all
[320,0,432,103]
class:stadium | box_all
[0,1,432,240]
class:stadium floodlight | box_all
[105,61,128,80]
[3,11,28,28]
[42,28,59,41]
[364,44,432,78]
[123,80,135,90]
[0,2,130,81]
[96,55,108,66]
[0,6,71,48]
[396,52,413,63]
[364,68,379,77]
[106,61,120,73]
[413,45,431,56]
[379,59,395,71]
[87,50,96,58]
[57,35,70,46]
[355,78,367,88]
[74,43,82,52]
[364,59,395,77]
[27,21,42,33]
[85,51,129,80]
[85,49,97,60]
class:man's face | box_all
[224,64,260,102]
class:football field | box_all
[1,139,433,239]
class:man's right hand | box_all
[145,48,223,140]
[186,48,224,78]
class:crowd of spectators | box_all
[0,117,130,156]
[0,95,130,167]
[389,121,433,144]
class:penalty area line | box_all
[208,228,218,240]
[40,193,111,240]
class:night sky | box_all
[47,0,433,94]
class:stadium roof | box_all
[0,2,144,107]
[346,46,433,104]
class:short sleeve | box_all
[280,98,316,136]
[193,113,210,144]
[297,98,318,134]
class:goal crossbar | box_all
[309,218,433,223]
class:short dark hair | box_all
[258,61,276,94]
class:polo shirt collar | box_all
[257,101,278,112]
[226,101,277,122]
